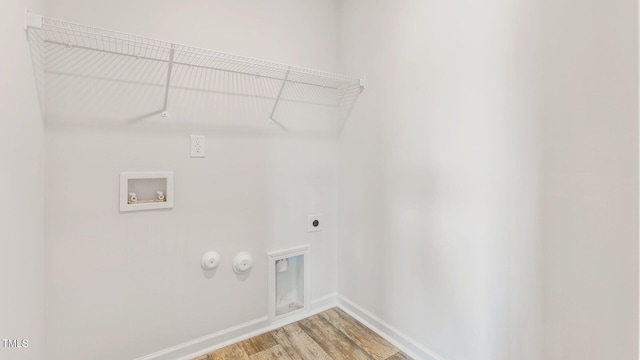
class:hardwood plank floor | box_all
[320,308,398,359]
[193,308,411,360]
[270,323,332,360]
[240,333,279,356]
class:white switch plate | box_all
[308,214,323,232]
[190,135,205,157]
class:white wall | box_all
[43,1,340,359]
[539,0,638,358]
[338,0,636,360]
[0,1,46,360]
[31,0,640,359]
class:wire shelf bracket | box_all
[161,44,175,117]
[268,67,291,125]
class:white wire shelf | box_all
[24,11,365,132]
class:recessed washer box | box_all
[119,171,174,212]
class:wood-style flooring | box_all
[193,307,412,360]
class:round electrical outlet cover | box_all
[201,251,221,270]
[232,252,254,274]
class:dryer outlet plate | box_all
[308,214,323,232]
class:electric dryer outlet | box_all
[308,214,324,232]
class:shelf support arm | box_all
[268,67,291,124]
[161,44,176,117]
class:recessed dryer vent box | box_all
[268,246,310,321]
[119,171,174,212]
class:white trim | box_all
[266,245,312,258]
[133,316,269,360]
[134,293,445,360]
[134,295,338,360]
[335,294,445,360]
[267,292,338,328]
[310,292,338,312]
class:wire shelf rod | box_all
[43,39,346,91]
[34,14,361,83]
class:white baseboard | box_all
[335,294,444,360]
[134,294,339,360]
[134,293,443,360]
[310,292,339,313]
[133,315,270,360]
